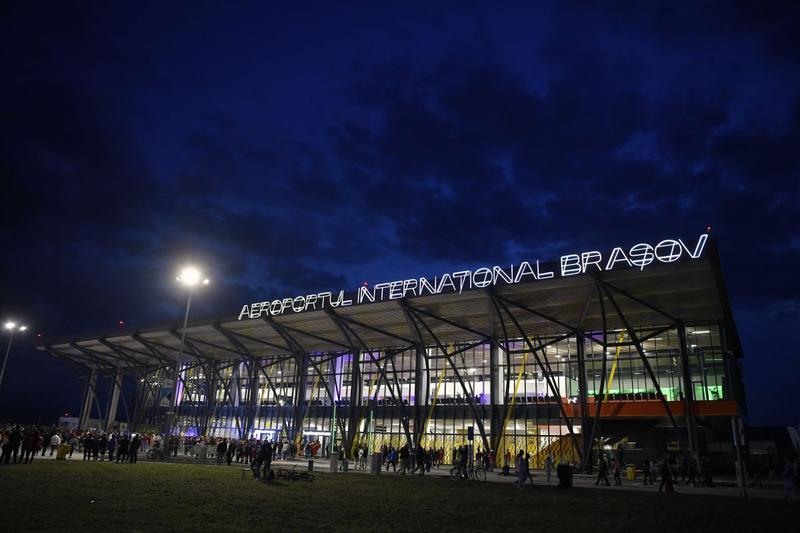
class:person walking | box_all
[48,432,61,456]
[658,457,674,493]
[416,445,425,476]
[525,453,534,486]
[595,456,610,486]
[612,457,622,486]
[68,434,78,458]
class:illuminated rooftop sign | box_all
[238,234,708,320]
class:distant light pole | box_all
[1,321,28,388]
[164,266,209,437]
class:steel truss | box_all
[58,277,710,464]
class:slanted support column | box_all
[79,370,96,430]
[576,332,590,466]
[346,351,362,458]
[106,369,122,431]
[677,323,699,457]
[489,340,503,453]
[413,345,429,446]
[291,354,308,442]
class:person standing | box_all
[783,455,800,499]
[642,458,652,485]
[23,429,41,464]
[686,456,698,487]
[128,434,141,464]
[82,433,92,461]
[226,440,235,466]
[107,433,117,462]
[216,439,227,465]
[10,427,23,464]
[262,440,274,480]
[595,456,610,486]
[545,454,554,484]
[514,451,528,488]
[116,434,129,463]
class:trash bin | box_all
[341,458,349,472]
[626,465,636,481]
[556,464,573,488]
[56,444,70,461]
[308,459,314,472]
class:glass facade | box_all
[137,323,734,464]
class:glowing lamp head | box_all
[19,326,27,332]
[4,321,16,330]
[177,266,208,287]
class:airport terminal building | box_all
[39,232,746,467]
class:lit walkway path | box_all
[34,452,787,500]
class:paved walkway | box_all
[30,451,789,500]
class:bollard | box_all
[329,452,338,474]
[308,459,314,472]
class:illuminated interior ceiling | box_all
[38,257,729,372]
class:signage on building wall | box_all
[237,234,708,321]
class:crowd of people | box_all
[5,422,799,497]
[372,443,449,474]
[0,424,146,464]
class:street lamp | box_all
[1,321,28,388]
[164,266,209,437]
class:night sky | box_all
[1,1,798,426]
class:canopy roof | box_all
[38,247,737,373]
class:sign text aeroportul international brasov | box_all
[237,234,708,321]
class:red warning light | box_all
[706,225,712,233]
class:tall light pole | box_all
[1,321,27,388]
[163,266,209,438]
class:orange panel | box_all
[565,399,737,418]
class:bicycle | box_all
[145,445,170,460]
[450,464,486,482]
[276,465,315,482]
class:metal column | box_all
[489,341,503,453]
[79,370,96,430]
[105,369,122,431]
[291,353,308,443]
[677,323,699,457]
[576,332,590,467]
[413,345,429,446]
[346,351,362,458]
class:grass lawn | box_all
[1,461,798,531]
